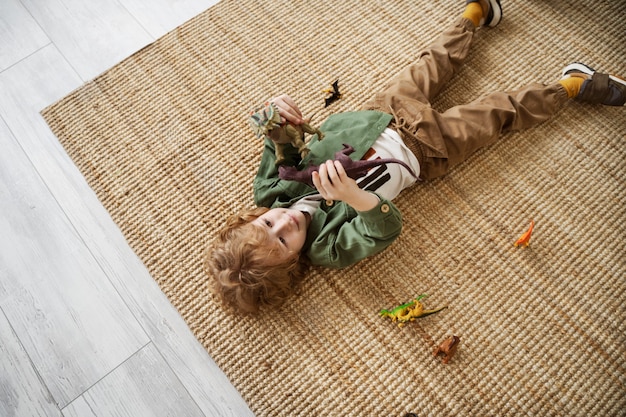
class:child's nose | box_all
[276,217,292,232]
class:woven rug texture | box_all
[42,0,625,415]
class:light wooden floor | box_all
[0,0,253,415]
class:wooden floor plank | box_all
[1,1,252,415]
[0,117,149,408]
[0,0,50,71]
[0,14,252,417]
[119,0,219,38]
[59,396,96,417]
[0,308,61,417]
[62,344,204,417]
[20,0,154,81]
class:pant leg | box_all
[414,83,570,179]
[361,17,476,111]
[361,15,570,180]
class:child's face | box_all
[252,208,309,260]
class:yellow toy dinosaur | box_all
[379,294,447,328]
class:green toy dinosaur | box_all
[249,101,324,165]
[379,294,447,327]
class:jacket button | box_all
[381,204,390,213]
[326,200,334,206]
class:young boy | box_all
[206,0,626,313]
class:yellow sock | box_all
[462,2,483,27]
[558,76,584,98]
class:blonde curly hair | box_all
[205,207,309,313]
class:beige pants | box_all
[361,17,569,180]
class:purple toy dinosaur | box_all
[278,144,418,187]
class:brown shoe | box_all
[561,62,626,106]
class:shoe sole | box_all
[562,62,594,77]
[485,0,503,27]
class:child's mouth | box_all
[288,213,300,229]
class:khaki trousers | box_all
[361,17,569,180]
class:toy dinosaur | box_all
[249,102,324,166]
[514,219,535,247]
[434,335,461,364]
[278,143,419,186]
[323,79,342,107]
[379,294,447,328]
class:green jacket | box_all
[253,110,403,268]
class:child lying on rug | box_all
[205,0,626,313]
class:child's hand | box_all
[271,94,304,125]
[312,160,379,212]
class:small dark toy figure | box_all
[278,143,419,187]
[323,79,342,107]
[433,335,461,364]
[250,102,324,165]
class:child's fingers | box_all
[315,163,327,185]
[324,160,340,184]
[333,160,347,179]
[279,106,299,123]
[317,162,338,192]
[272,94,303,124]
[283,110,302,125]
[312,170,328,198]
[281,95,302,116]
[311,171,321,190]
[314,161,360,203]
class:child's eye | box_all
[279,237,286,245]
[264,220,272,227]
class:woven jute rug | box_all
[42,0,625,415]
